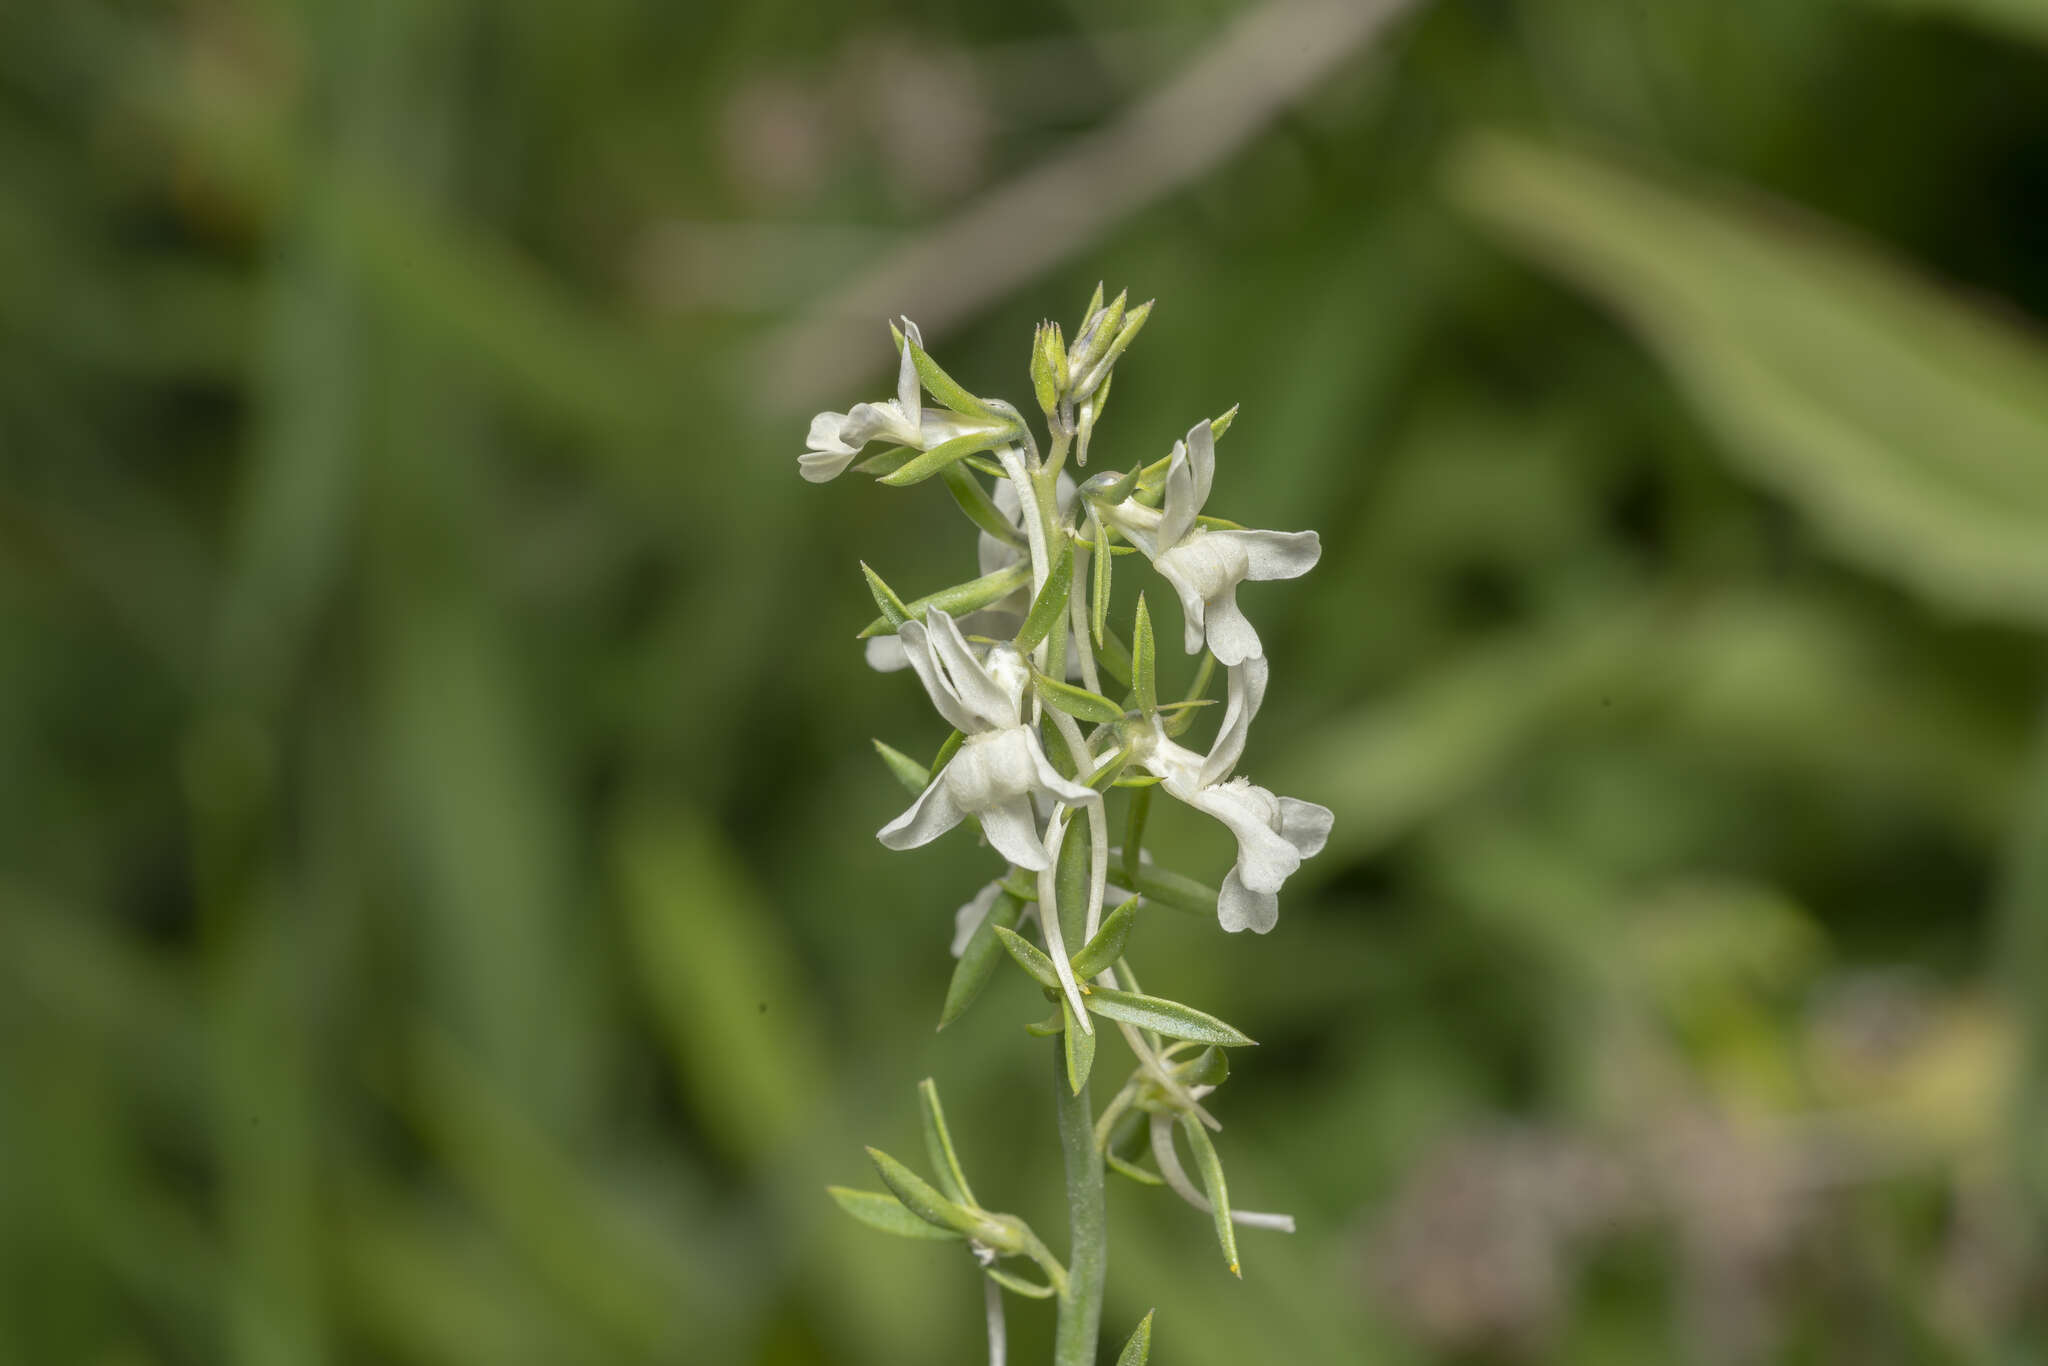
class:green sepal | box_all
[1031,321,1066,415]
[1175,1045,1230,1089]
[1085,747,1130,793]
[1082,280,1105,322]
[1016,535,1074,652]
[1114,773,1165,788]
[896,326,998,420]
[1210,404,1238,441]
[939,891,1022,1030]
[1077,298,1152,393]
[1117,1310,1157,1365]
[944,464,1025,546]
[996,871,1038,902]
[1107,1151,1164,1186]
[1194,514,1247,531]
[865,1148,983,1237]
[930,728,965,777]
[1177,1118,1240,1276]
[1084,987,1253,1047]
[1076,367,1111,466]
[851,444,917,476]
[879,429,1004,488]
[1070,896,1140,979]
[1063,998,1096,1094]
[965,455,1007,478]
[873,739,930,796]
[986,1264,1059,1300]
[1034,671,1124,726]
[827,1186,963,1241]
[918,1079,977,1207]
[1024,1008,1064,1038]
[856,562,1032,637]
[1127,864,1218,918]
[861,562,911,627]
[993,924,1061,991]
[1132,594,1158,715]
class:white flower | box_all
[800,319,1006,483]
[878,609,1097,870]
[1133,655,1332,933]
[1099,420,1320,665]
[864,473,1080,673]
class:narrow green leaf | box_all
[1127,864,1219,919]
[1031,321,1065,415]
[939,891,1022,1030]
[903,335,999,419]
[865,1148,982,1237]
[878,429,1004,487]
[986,1265,1059,1300]
[993,925,1060,991]
[1121,786,1152,884]
[827,1187,963,1241]
[1023,1009,1064,1038]
[1117,1310,1157,1365]
[873,740,929,796]
[1095,625,1133,686]
[1063,998,1096,1094]
[1178,1118,1240,1276]
[856,562,1032,637]
[861,562,910,627]
[931,728,965,776]
[1034,671,1124,726]
[1085,987,1253,1047]
[1162,654,1216,737]
[1070,897,1140,979]
[942,464,1025,546]
[1016,536,1074,651]
[1082,280,1105,325]
[1210,404,1239,441]
[1132,595,1157,715]
[917,1079,976,1208]
[1091,514,1113,646]
[1085,747,1130,793]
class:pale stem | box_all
[984,1275,1007,1366]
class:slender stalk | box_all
[1052,1040,1106,1366]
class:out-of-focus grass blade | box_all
[1876,0,2048,45]
[612,797,827,1161]
[1452,135,2048,627]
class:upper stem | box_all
[1052,1039,1106,1366]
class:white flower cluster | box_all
[800,296,1330,941]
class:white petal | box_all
[1217,866,1280,933]
[878,776,966,851]
[897,619,980,732]
[1217,528,1321,582]
[863,635,908,672]
[951,882,1004,957]
[927,609,1016,730]
[896,318,921,417]
[1201,588,1263,666]
[1183,419,1216,514]
[807,411,858,453]
[798,448,857,483]
[1159,440,1198,548]
[1178,779,1300,894]
[979,796,1049,870]
[1154,558,1208,655]
[1200,654,1269,788]
[1279,797,1333,859]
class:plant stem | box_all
[1052,1040,1106,1366]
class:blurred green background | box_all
[7,1,2048,1362]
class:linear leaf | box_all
[1062,998,1096,1094]
[860,563,910,627]
[879,430,1005,487]
[917,1079,976,1208]
[939,891,1022,1030]
[1132,594,1157,715]
[993,925,1060,991]
[1085,987,1252,1046]
[1034,672,1124,726]
[1178,1117,1240,1277]
[872,739,929,796]
[942,464,1025,545]
[1117,1310,1157,1364]
[902,333,998,419]
[856,562,1033,637]
[1016,536,1074,651]
[866,1148,982,1237]
[827,1187,963,1242]
[1070,897,1140,979]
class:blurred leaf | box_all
[873,739,931,797]
[1453,135,2048,627]
[856,563,1033,638]
[1063,998,1097,1094]
[826,1188,963,1243]
[943,465,1024,546]
[1177,1118,1240,1278]
[865,1148,982,1237]
[1876,0,2048,44]
[861,562,911,628]
[1117,1309,1157,1364]
[917,1079,977,1208]
[940,892,1023,1030]
[1132,594,1158,716]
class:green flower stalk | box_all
[806,289,1329,1364]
